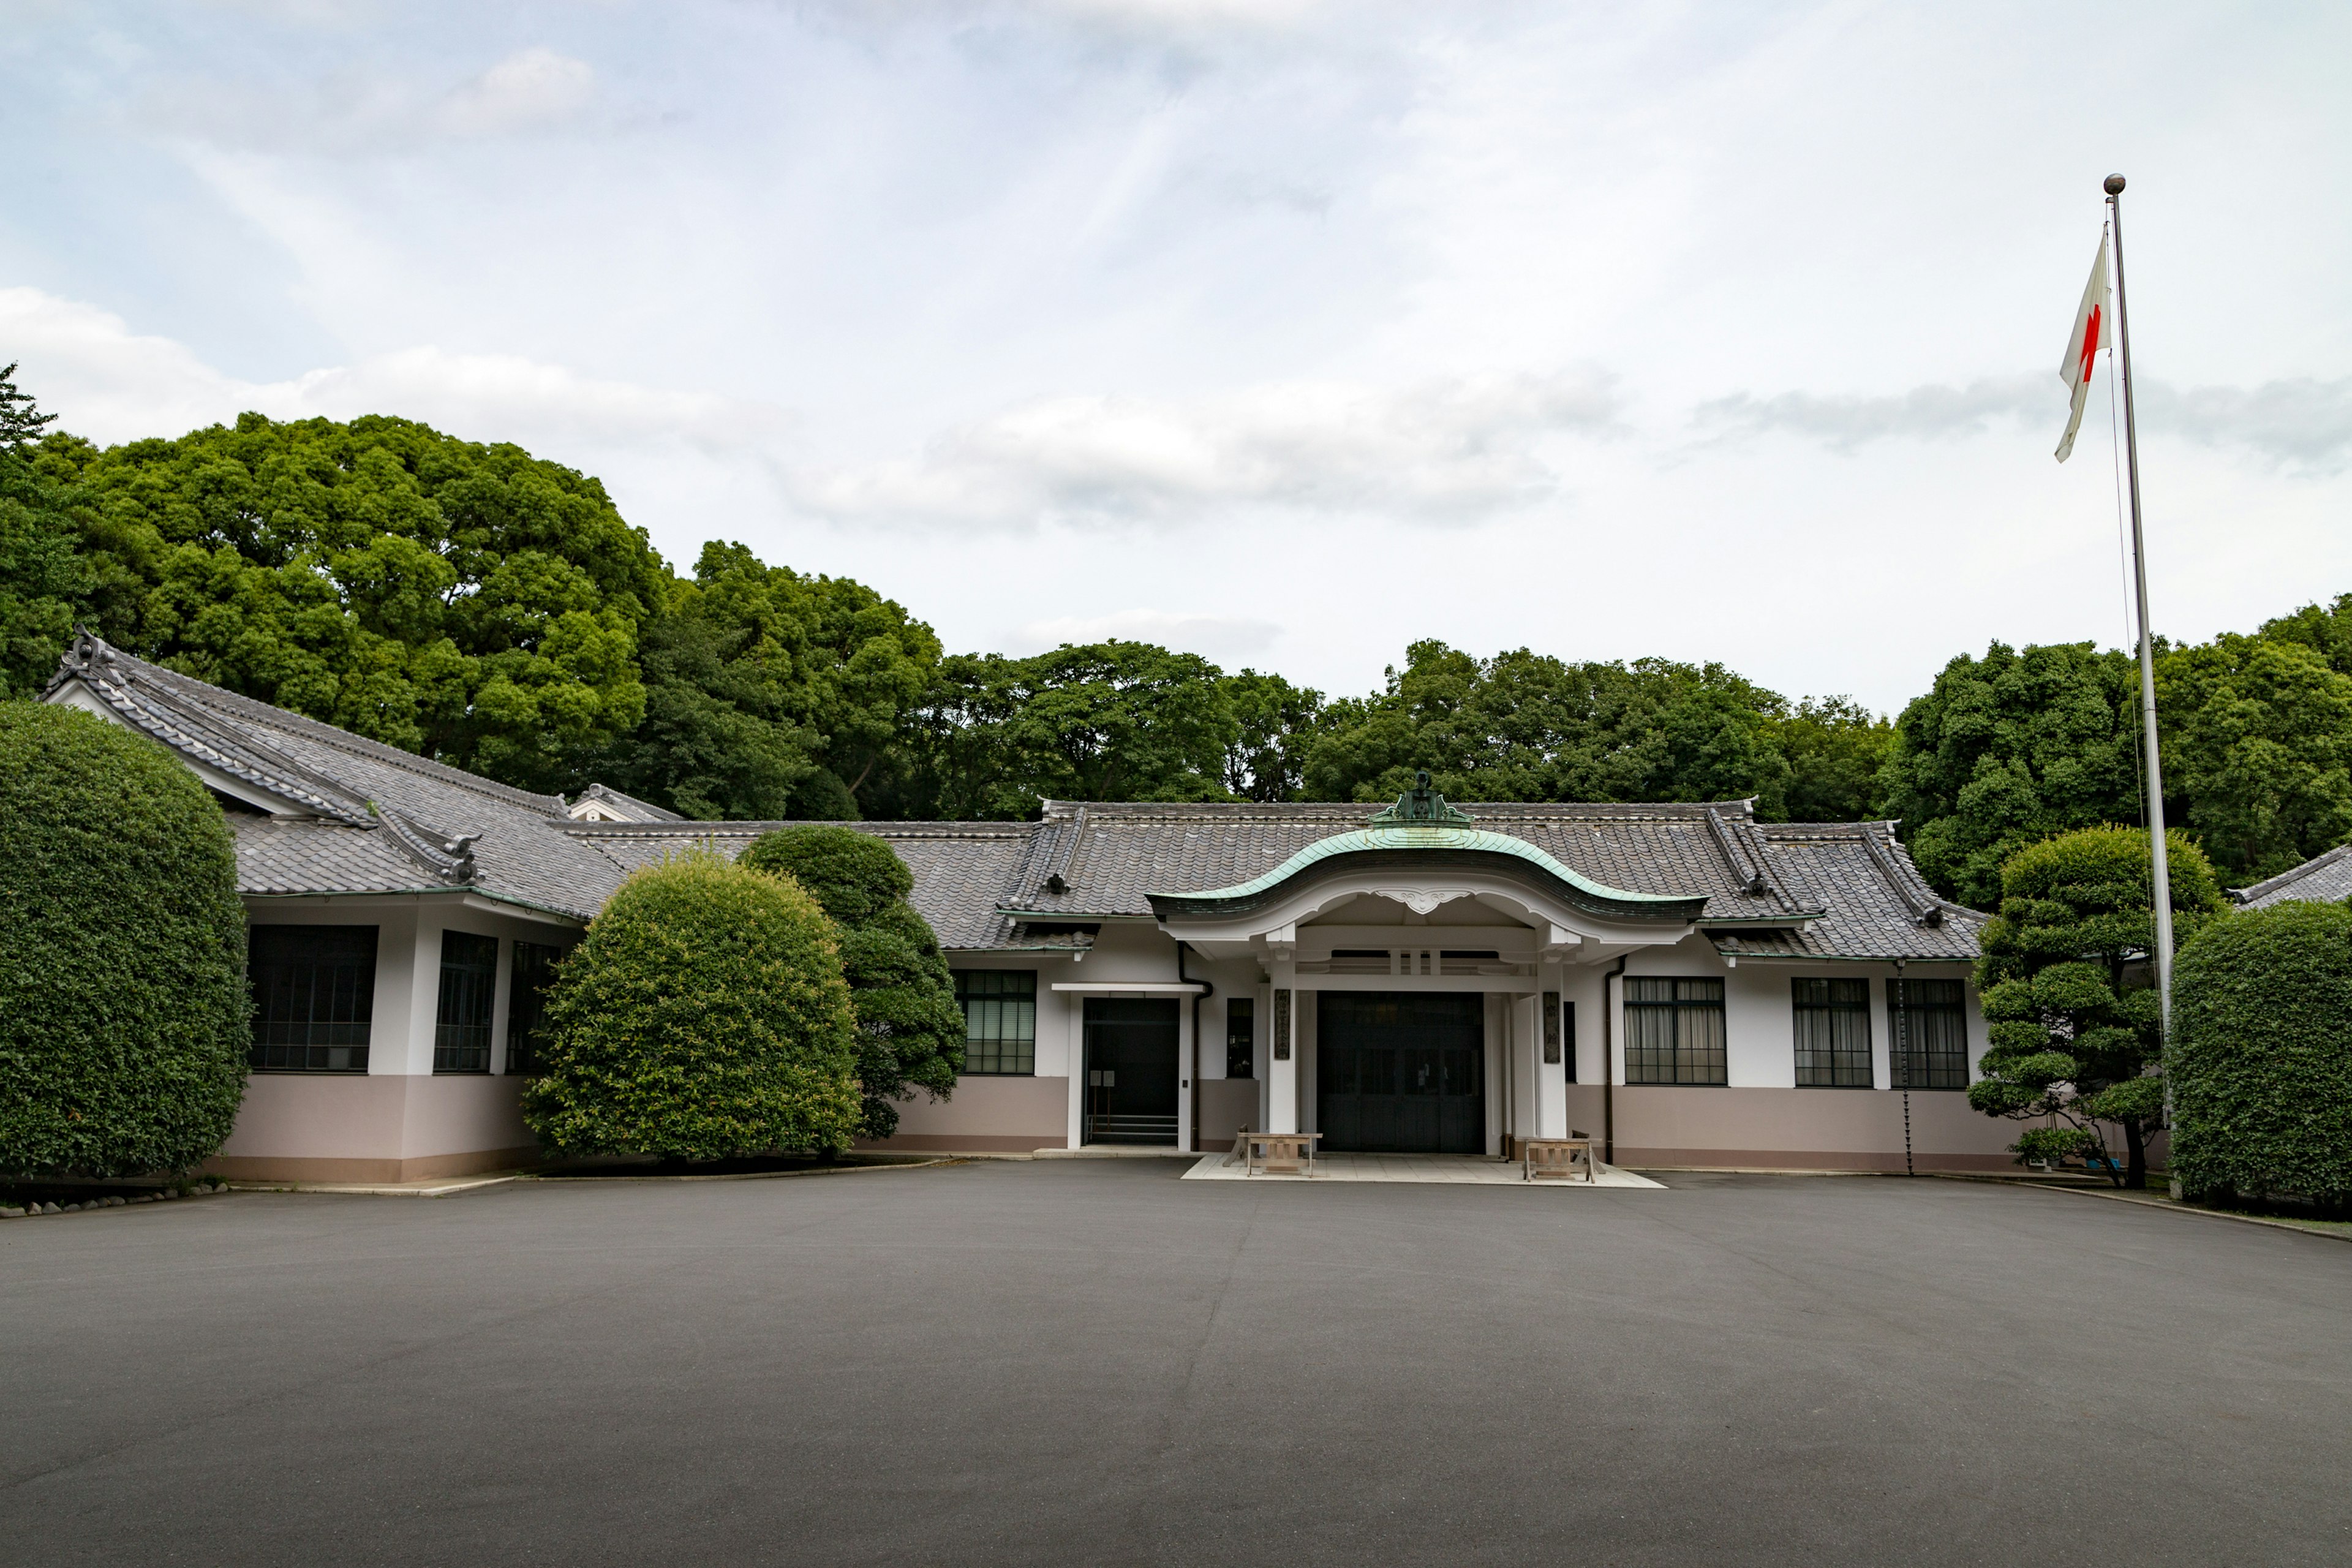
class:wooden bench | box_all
[1521,1135,1598,1184]
[1232,1130,1322,1177]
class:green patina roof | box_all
[1147,824,1703,924]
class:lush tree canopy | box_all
[1883,641,2146,909]
[17,369,2352,884]
[740,826,962,1140]
[890,641,1242,818]
[1297,639,1885,819]
[589,541,941,821]
[35,412,663,791]
[2158,632,2352,883]
[522,851,861,1160]
[2169,899,2352,1208]
[1,704,249,1177]
[1969,825,2223,1188]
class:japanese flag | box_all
[2054,234,2111,462]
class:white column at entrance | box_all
[1177,999,1195,1155]
[1267,968,1299,1134]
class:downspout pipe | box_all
[1178,941,1213,1152]
[1602,956,1627,1166]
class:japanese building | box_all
[44,633,2018,1182]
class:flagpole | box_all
[2105,173,2176,1044]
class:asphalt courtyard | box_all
[4,1163,2348,1567]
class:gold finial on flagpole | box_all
[2105,173,2127,195]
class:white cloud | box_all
[786,370,1619,530]
[1693,374,2352,473]
[1006,608,1282,662]
[0,287,780,454]
[435,48,597,138]
[140,46,598,156]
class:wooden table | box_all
[1234,1130,1322,1176]
[1521,1137,1598,1183]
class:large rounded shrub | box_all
[521,850,861,1159]
[741,826,962,1140]
[2170,899,2352,1206]
[0,703,249,1176]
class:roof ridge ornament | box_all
[1368,770,1475,828]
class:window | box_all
[955,969,1036,1075]
[434,931,499,1074]
[1226,997,1255,1079]
[1624,977,1727,1085]
[1792,978,1873,1088]
[505,941,562,1075]
[249,925,377,1072]
[1891,978,1970,1089]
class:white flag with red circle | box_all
[2054,234,2111,462]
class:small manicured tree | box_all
[0,703,249,1176]
[521,850,861,1159]
[2169,900,2352,1208]
[739,825,962,1140]
[1971,824,2225,1188]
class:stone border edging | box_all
[0,1182,235,1219]
[1945,1174,2352,1245]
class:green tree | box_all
[0,362,58,451]
[2158,633,2352,882]
[741,826,962,1140]
[1777,696,1892,821]
[0,454,91,700]
[1883,641,2146,908]
[1,704,249,1177]
[43,412,662,791]
[1969,825,2224,1189]
[588,541,941,821]
[1302,640,1806,813]
[1221,669,1325,802]
[2169,899,2352,1208]
[522,851,861,1160]
[894,641,1240,818]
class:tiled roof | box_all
[2231,843,2352,908]
[568,783,685,822]
[43,635,1983,959]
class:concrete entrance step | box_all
[1182,1152,1665,1187]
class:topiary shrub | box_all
[2169,899,2352,1207]
[740,825,962,1140]
[1972,824,2225,1188]
[0,703,249,1177]
[521,850,861,1159]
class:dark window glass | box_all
[1225,997,1254,1079]
[1891,978,1970,1089]
[955,970,1037,1075]
[506,941,562,1075]
[434,931,498,1074]
[1793,977,1873,1088]
[1624,977,1727,1085]
[249,925,376,1072]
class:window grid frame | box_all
[955,969,1038,1076]
[248,925,377,1074]
[505,940,562,1076]
[1891,978,1971,1090]
[1792,977,1874,1088]
[1623,976,1728,1086]
[433,930,499,1076]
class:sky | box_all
[2,0,2347,715]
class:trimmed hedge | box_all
[741,825,962,1140]
[521,850,861,1159]
[0,703,249,1176]
[2170,899,2352,1205]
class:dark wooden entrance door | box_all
[1083,997,1180,1145]
[1317,991,1485,1154]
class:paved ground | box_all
[4,1163,2347,1567]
